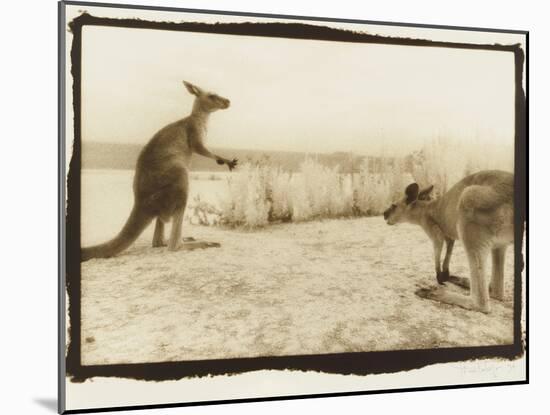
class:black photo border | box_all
[59,1,529,413]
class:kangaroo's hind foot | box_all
[415,286,490,314]
[181,240,221,250]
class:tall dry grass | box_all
[189,137,514,228]
[201,158,406,227]
[410,136,514,196]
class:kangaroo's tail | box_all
[81,205,153,262]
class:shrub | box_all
[187,195,222,226]
[410,136,514,195]
[209,158,389,227]
[188,136,514,228]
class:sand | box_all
[80,217,515,365]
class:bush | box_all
[204,158,394,227]
[410,136,513,196]
[186,195,222,226]
[189,136,514,228]
[216,162,271,227]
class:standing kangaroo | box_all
[383,170,514,313]
[81,81,237,262]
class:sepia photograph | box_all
[60,1,527,412]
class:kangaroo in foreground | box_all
[383,170,514,313]
[81,81,237,262]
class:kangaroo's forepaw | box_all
[436,270,450,285]
[226,158,238,171]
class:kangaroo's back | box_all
[435,170,513,239]
[456,170,513,211]
[457,171,514,244]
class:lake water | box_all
[81,169,229,245]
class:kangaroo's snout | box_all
[221,98,230,109]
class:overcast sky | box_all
[81,25,516,156]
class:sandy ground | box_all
[80,219,514,366]
[80,169,515,365]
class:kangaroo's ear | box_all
[405,183,419,204]
[183,81,202,96]
[418,184,434,201]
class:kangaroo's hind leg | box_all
[416,218,492,313]
[490,245,507,301]
[449,215,492,312]
[168,169,190,252]
[463,242,491,313]
[168,207,186,251]
[152,218,167,248]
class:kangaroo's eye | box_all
[391,204,397,209]
[208,94,216,99]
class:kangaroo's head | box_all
[183,81,230,113]
[383,183,434,225]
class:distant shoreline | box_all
[81,141,404,173]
